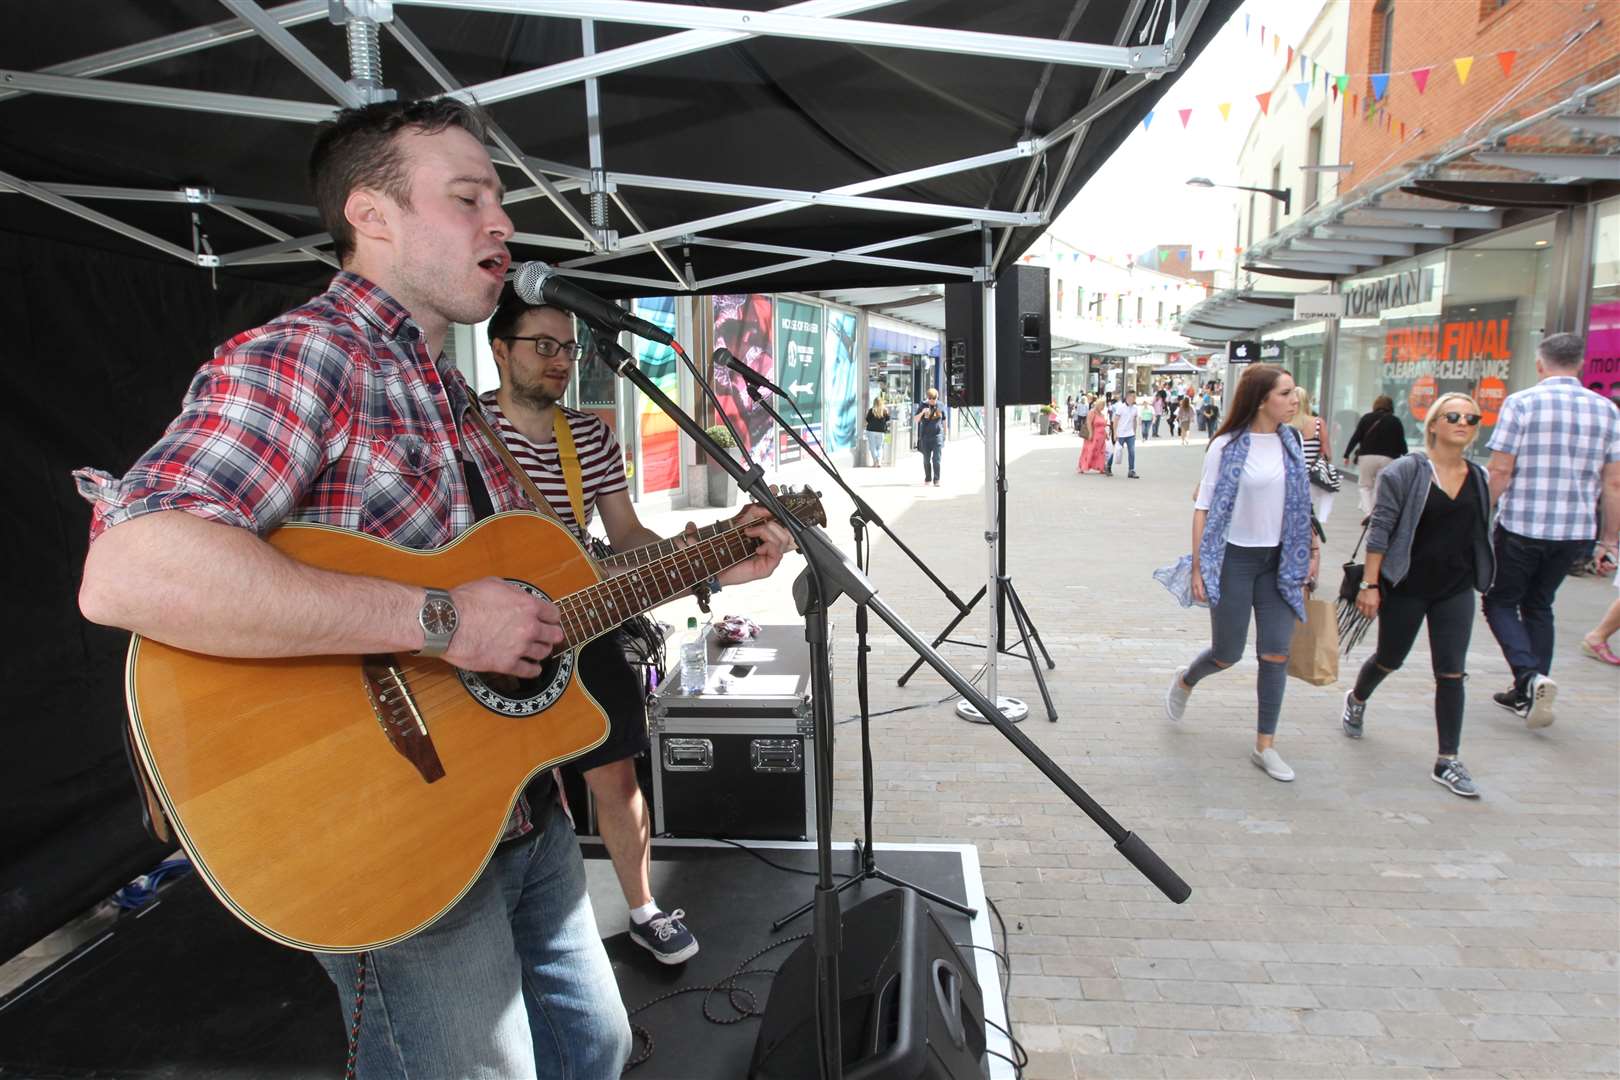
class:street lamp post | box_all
[1185,175,1292,217]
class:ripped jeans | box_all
[1184,544,1297,735]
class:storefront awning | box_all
[1175,290,1297,343]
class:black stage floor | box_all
[0,841,1006,1079]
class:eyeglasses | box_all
[1439,412,1483,426]
[504,336,584,360]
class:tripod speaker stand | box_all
[897,405,1056,722]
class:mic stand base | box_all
[897,574,1059,723]
[956,696,1030,723]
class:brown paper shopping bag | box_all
[1287,595,1340,686]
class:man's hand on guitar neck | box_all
[710,504,794,587]
[444,578,566,678]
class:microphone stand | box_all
[593,336,1192,1080]
[736,384,976,927]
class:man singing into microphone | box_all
[74,98,791,1078]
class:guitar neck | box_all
[600,517,731,570]
[559,525,757,647]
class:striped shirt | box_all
[1488,376,1620,541]
[480,394,628,540]
[1297,416,1323,467]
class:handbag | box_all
[1287,596,1341,685]
[1078,414,1091,439]
[1335,520,1376,652]
[1310,455,1341,492]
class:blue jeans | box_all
[1483,526,1589,687]
[920,435,942,482]
[1117,435,1136,472]
[1184,544,1296,735]
[316,799,632,1079]
[865,430,884,464]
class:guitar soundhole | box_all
[456,580,575,717]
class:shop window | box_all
[1157,301,1165,325]
[1136,297,1144,324]
[1116,296,1124,324]
[1304,122,1324,209]
[1075,286,1085,317]
[1371,0,1394,74]
[1268,163,1283,234]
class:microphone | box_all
[713,347,789,399]
[512,261,675,346]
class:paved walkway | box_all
[640,427,1620,1079]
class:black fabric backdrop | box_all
[0,233,318,960]
[0,0,1237,962]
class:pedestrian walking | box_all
[1340,393,1495,798]
[1580,571,1620,666]
[914,387,946,486]
[1152,389,1167,438]
[1138,395,1155,442]
[1177,397,1193,445]
[1111,389,1141,478]
[1165,365,1318,783]
[863,392,890,466]
[1077,395,1110,475]
[1200,388,1220,444]
[1482,333,1620,727]
[1342,395,1408,516]
[1290,387,1335,526]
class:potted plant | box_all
[1039,402,1057,434]
[704,423,740,507]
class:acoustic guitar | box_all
[124,493,823,953]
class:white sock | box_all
[629,900,661,924]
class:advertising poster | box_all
[1379,299,1515,454]
[1581,300,1620,405]
[631,297,680,494]
[713,294,776,470]
[775,297,824,464]
[825,309,860,452]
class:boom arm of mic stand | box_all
[743,391,971,616]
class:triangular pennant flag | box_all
[1312,60,1318,83]
[1294,82,1310,106]
[1216,247,1224,258]
[1287,45,1294,69]
[1244,12,1250,34]
[1198,250,1206,261]
[1497,50,1517,78]
[1158,250,1170,264]
[1412,67,1432,93]
[1217,102,1232,121]
[1400,122,1407,141]
[1336,74,1350,98]
[1088,254,1095,262]
[1178,107,1193,128]
[1235,246,1244,256]
[1370,73,1389,101]
[1256,91,1272,115]
[1273,34,1279,54]
[1142,110,1154,130]
[1259,23,1266,44]
[1352,93,1360,115]
[1454,56,1474,85]
[1299,54,1307,81]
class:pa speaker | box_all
[749,888,986,1080]
[943,264,1052,408]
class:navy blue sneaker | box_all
[629,908,698,964]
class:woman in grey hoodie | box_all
[1341,392,1495,797]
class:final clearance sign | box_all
[1382,302,1514,424]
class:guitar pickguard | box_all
[456,579,576,717]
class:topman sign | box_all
[1345,268,1436,317]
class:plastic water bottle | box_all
[680,617,708,693]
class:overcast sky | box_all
[1051,0,1333,269]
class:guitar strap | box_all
[466,404,606,576]
[552,412,590,539]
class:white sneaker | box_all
[1165,667,1191,722]
[1524,673,1557,729]
[1250,747,1295,782]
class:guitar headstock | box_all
[752,485,826,528]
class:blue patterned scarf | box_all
[1197,427,1313,621]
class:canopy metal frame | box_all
[0,0,1208,293]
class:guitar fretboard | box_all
[559,526,758,647]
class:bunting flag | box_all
[1178,107,1193,128]
[1352,93,1359,114]
[1272,33,1279,54]
[1217,102,1232,121]
[1259,23,1266,44]
[1198,249,1206,260]
[1336,73,1350,97]
[1142,110,1154,130]
[1497,50,1517,78]
[1400,122,1407,141]
[1244,12,1249,34]
[1299,53,1307,80]
[1370,73,1389,100]
[1294,81,1310,106]
[1411,66,1431,93]
[1311,60,1318,83]
[1256,91,1272,116]
[1286,45,1294,70]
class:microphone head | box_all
[712,346,742,371]
[511,260,554,304]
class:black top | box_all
[864,408,891,433]
[1344,409,1408,459]
[1388,473,1479,600]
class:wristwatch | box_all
[415,588,459,657]
[1358,582,1380,592]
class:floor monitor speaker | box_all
[749,888,986,1080]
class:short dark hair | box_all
[486,285,571,345]
[309,97,489,264]
[1372,394,1394,412]
[1538,332,1584,370]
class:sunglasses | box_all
[1438,412,1483,425]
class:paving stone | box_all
[1459,1013,1561,1042]
[1300,1009,1386,1037]
[1214,1006,1305,1033]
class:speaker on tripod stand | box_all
[944,264,1051,409]
[749,888,987,1080]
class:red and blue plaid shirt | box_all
[75,271,552,839]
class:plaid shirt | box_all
[74,271,550,839]
[1488,376,1620,541]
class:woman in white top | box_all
[1290,386,1334,525]
[1165,365,1319,782]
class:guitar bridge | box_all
[362,656,447,784]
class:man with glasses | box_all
[482,292,713,965]
[1483,333,1620,728]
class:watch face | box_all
[422,598,458,635]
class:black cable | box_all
[709,836,854,880]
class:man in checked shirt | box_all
[74,99,789,1079]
